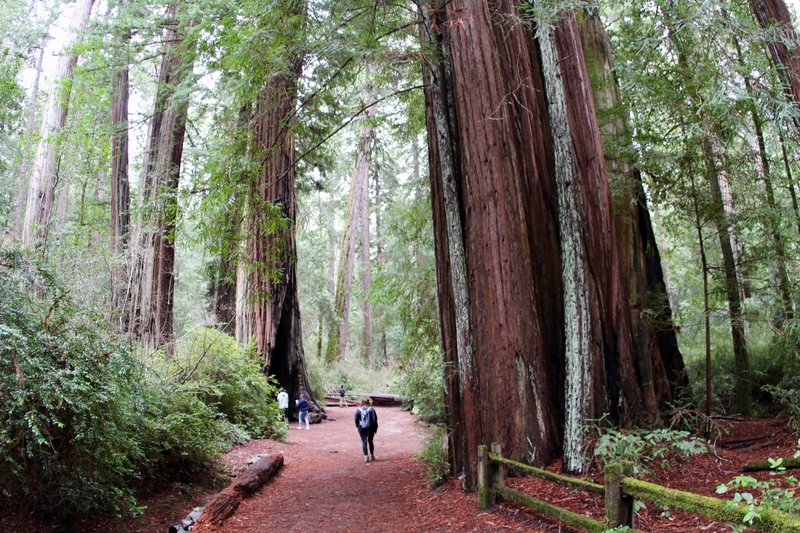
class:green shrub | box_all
[591,424,708,476]
[0,249,284,520]
[415,425,450,487]
[0,249,141,518]
[165,329,287,443]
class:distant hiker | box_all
[354,398,378,462]
[339,385,346,407]
[277,387,289,424]
[296,393,310,430]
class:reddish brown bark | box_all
[240,0,321,416]
[578,9,687,409]
[749,0,800,122]
[126,5,193,354]
[422,1,683,486]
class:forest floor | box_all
[2,408,798,532]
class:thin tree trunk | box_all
[701,135,752,414]
[22,0,95,251]
[110,34,130,255]
[734,36,793,320]
[326,91,376,362]
[358,94,375,362]
[689,170,712,418]
[126,4,194,355]
[13,42,45,237]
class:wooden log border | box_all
[477,443,800,532]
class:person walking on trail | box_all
[339,385,346,407]
[277,387,289,424]
[296,393,310,430]
[355,398,378,463]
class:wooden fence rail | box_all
[477,443,800,532]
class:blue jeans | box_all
[298,410,309,429]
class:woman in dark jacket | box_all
[354,398,378,462]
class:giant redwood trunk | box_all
[422,1,682,487]
[578,9,687,409]
[21,0,95,250]
[126,5,193,354]
[239,0,321,416]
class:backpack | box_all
[358,407,371,430]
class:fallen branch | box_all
[193,454,284,527]
[741,457,800,472]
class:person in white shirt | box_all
[277,388,289,424]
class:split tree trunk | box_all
[21,0,95,251]
[578,7,688,415]
[422,0,684,487]
[326,90,377,363]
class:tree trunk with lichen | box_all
[21,0,95,251]
[422,1,683,487]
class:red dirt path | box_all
[193,406,563,533]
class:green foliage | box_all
[591,424,708,476]
[0,249,282,520]
[716,444,800,526]
[159,328,287,443]
[415,425,450,488]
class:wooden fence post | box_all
[478,444,491,509]
[604,462,634,529]
[491,442,504,493]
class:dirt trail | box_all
[192,406,552,533]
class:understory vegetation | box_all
[0,248,284,519]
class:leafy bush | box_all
[164,328,287,443]
[0,249,284,520]
[0,249,142,517]
[591,425,708,476]
[415,425,450,488]
[716,442,800,526]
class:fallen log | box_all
[193,454,284,527]
[741,457,800,472]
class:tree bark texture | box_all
[422,1,685,486]
[21,0,95,250]
[358,93,376,362]
[240,0,321,415]
[578,9,687,411]
[110,39,130,255]
[749,0,800,126]
[326,92,376,363]
[126,4,193,354]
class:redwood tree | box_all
[422,0,684,486]
[21,0,95,250]
[237,0,322,417]
[125,4,194,353]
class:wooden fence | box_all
[477,444,800,532]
